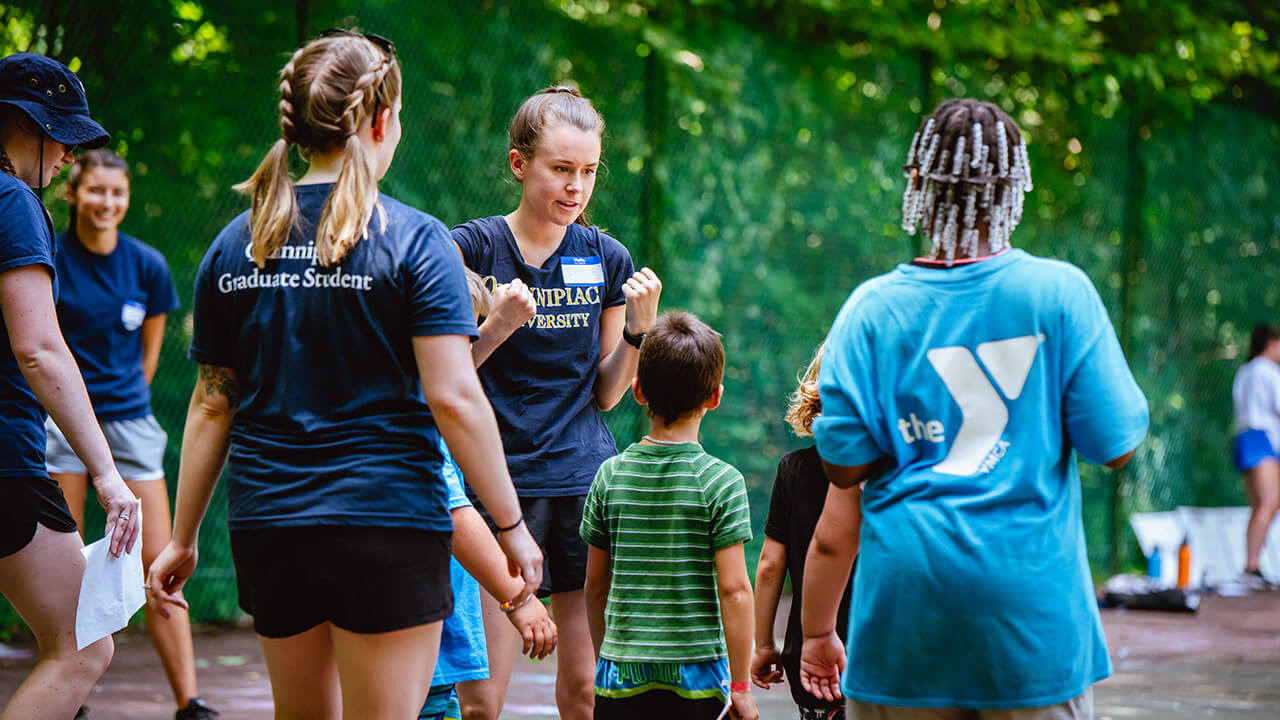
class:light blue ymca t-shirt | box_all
[814,249,1148,709]
[432,440,489,687]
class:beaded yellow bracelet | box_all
[499,594,533,614]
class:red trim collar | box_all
[911,248,1011,267]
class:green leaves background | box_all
[1,0,1277,626]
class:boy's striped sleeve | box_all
[707,462,752,549]
[579,461,611,551]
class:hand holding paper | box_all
[75,509,145,651]
[92,468,141,557]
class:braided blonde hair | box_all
[234,33,401,268]
[785,343,825,437]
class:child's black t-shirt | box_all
[763,445,853,709]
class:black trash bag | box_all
[1099,575,1200,613]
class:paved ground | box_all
[3,591,1279,718]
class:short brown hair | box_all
[636,311,725,426]
[1249,324,1280,360]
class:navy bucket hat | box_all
[0,52,109,150]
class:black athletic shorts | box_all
[0,475,79,559]
[479,494,588,598]
[594,690,727,719]
[230,525,453,638]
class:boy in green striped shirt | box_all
[581,311,758,720]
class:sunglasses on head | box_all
[319,28,396,56]
[318,29,396,124]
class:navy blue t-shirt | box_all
[54,230,179,421]
[453,216,633,497]
[0,172,56,478]
[190,185,478,531]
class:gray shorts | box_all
[45,414,168,481]
[848,689,1092,720]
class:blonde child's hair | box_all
[785,343,824,436]
[465,268,492,319]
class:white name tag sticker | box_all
[561,256,604,286]
[120,300,147,332]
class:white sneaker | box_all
[1237,570,1277,591]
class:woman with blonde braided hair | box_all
[147,31,542,718]
[799,98,1148,717]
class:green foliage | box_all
[0,1,1276,631]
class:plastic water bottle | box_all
[1177,536,1191,589]
[1147,547,1162,580]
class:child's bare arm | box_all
[452,506,523,603]
[413,335,540,597]
[716,542,759,719]
[799,483,862,701]
[585,545,612,658]
[451,505,557,659]
[751,538,787,688]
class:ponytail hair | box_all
[235,137,294,267]
[65,148,130,231]
[235,32,400,268]
[1248,324,1280,360]
[508,85,605,228]
[785,343,825,437]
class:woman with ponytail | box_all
[145,31,542,717]
[1231,324,1280,590]
[452,86,661,720]
[47,149,215,719]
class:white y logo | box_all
[925,335,1042,475]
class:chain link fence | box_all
[2,0,1278,628]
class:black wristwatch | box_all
[623,327,646,349]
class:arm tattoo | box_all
[198,364,241,411]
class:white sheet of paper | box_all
[75,519,145,651]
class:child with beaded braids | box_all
[146,31,542,718]
[799,98,1149,718]
[901,98,1033,261]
